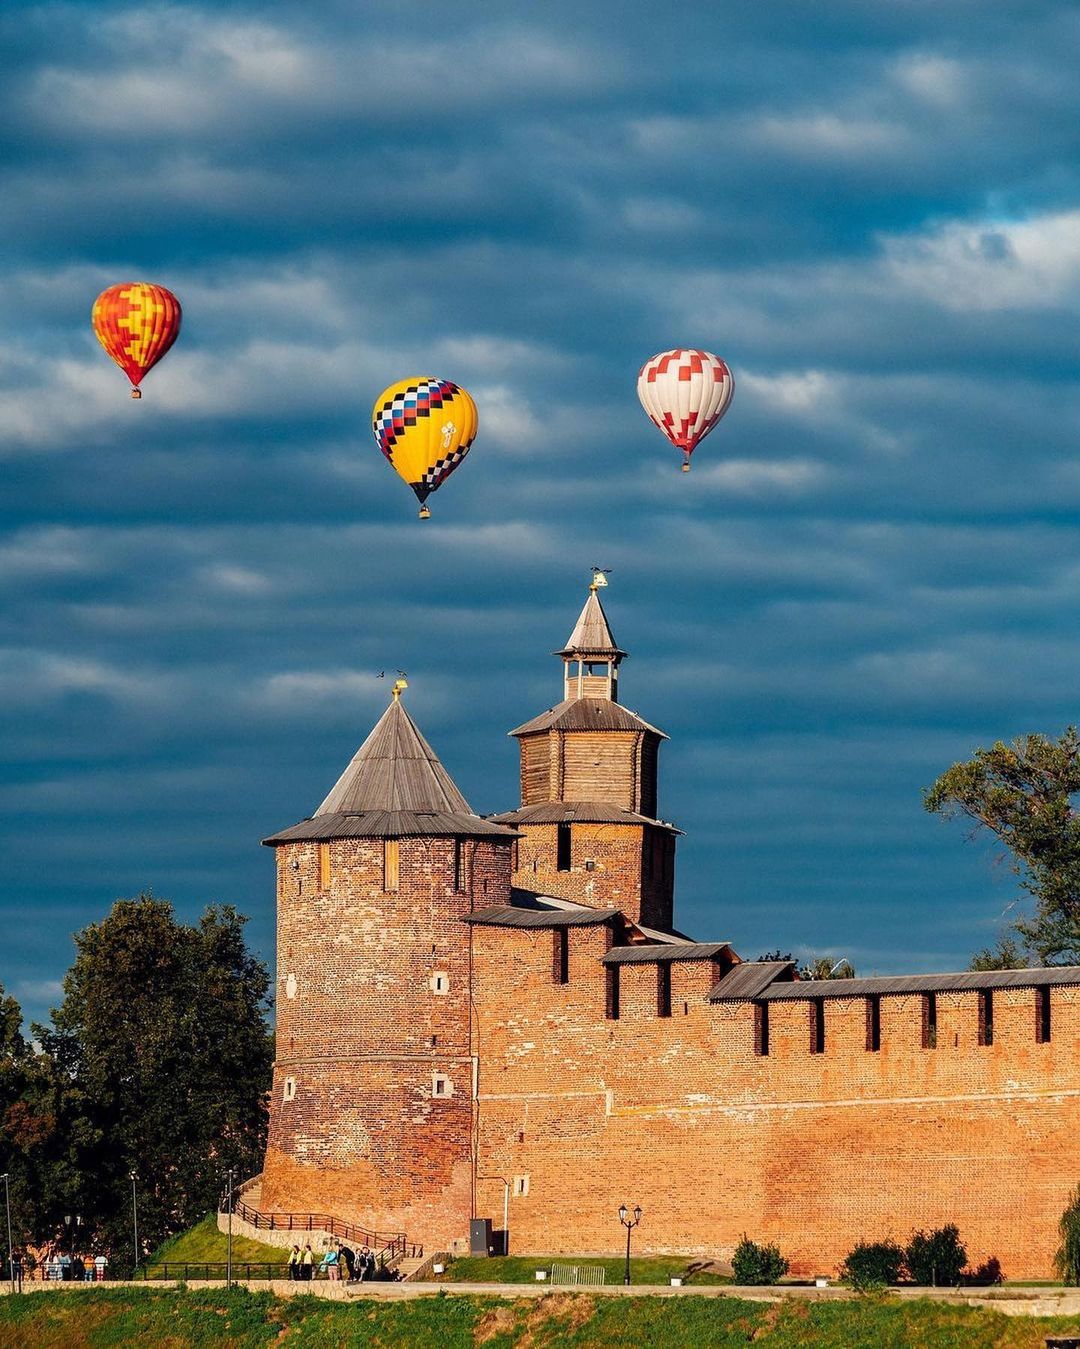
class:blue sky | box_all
[4,1,1080,1024]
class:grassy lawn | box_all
[439,1253,729,1285]
[146,1214,289,1272]
[3,1286,1080,1348]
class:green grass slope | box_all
[148,1215,289,1271]
[3,1286,1080,1348]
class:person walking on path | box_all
[94,1253,107,1282]
[287,1245,301,1281]
[301,1244,314,1281]
[339,1243,355,1281]
[319,1246,340,1281]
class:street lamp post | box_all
[618,1204,642,1286]
[1,1174,13,1294]
[129,1171,139,1276]
[225,1170,235,1288]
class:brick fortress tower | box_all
[259,681,516,1246]
[489,578,679,932]
[254,582,1080,1276]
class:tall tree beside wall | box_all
[35,896,273,1261]
[924,729,1080,965]
[0,984,66,1254]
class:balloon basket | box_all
[130,388,142,400]
[681,461,690,472]
[418,506,431,520]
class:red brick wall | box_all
[512,822,673,930]
[258,826,1079,1278]
[470,926,1080,1279]
[262,835,512,1248]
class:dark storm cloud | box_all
[3,0,1080,1023]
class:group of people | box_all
[286,1241,379,1282]
[34,1252,108,1282]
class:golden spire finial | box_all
[589,567,610,593]
[392,672,408,702]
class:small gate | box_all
[549,1263,606,1287]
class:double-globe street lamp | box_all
[618,1204,642,1286]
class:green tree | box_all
[1056,1184,1080,1285]
[731,1236,788,1285]
[0,983,65,1256]
[756,951,856,980]
[905,1224,967,1287]
[840,1238,906,1290]
[36,896,273,1263]
[968,935,1031,972]
[924,729,1080,965]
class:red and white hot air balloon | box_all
[637,348,734,470]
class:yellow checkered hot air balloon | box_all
[92,283,182,398]
[372,377,478,519]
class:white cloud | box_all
[882,209,1080,311]
[0,650,166,704]
[892,52,970,108]
[749,112,909,162]
[688,457,826,495]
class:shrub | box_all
[840,1239,905,1291]
[731,1236,789,1286]
[1056,1184,1080,1285]
[906,1225,967,1287]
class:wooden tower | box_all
[490,581,679,932]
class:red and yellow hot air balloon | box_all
[92,283,182,398]
[372,376,478,519]
[637,348,734,470]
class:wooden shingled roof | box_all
[315,698,468,815]
[487,800,681,832]
[263,697,517,844]
[507,697,666,738]
[556,590,626,658]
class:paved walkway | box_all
[5,1279,1080,1317]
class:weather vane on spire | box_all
[590,567,611,592]
[392,671,408,701]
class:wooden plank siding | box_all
[520,735,551,804]
[562,731,639,807]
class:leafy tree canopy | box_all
[757,951,856,980]
[924,729,1080,965]
[22,895,273,1263]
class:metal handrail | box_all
[220,1194,422,1263]
[139,1262,289,1282]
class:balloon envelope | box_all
[637,348,734,468]
[372,377,478,517]
[92,283,182,397]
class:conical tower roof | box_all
[316,697,470,815]
[263,695,516,844]
[556,590,626,658]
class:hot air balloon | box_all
[372,377,478,519]
[92,283,182,398]
[637,348,734,470]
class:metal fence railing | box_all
[220,1194,422,1265]
[136,1262,405,1283]
[550,1263,606,1287]
[138,1262,289,1282]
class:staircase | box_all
[219,1175,422,1268]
